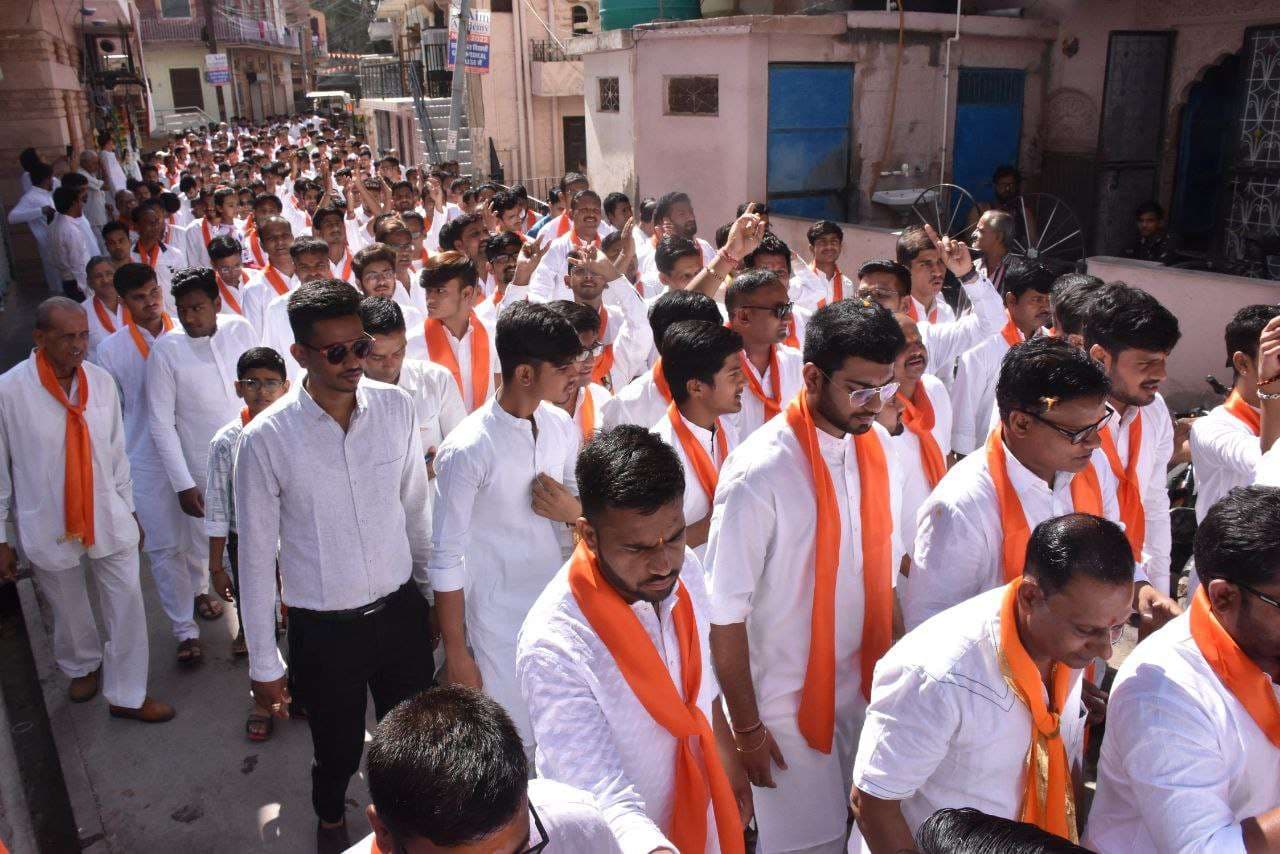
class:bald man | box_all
[0,298,173,722]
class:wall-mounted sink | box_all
[872,187,936,214]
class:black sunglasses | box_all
[738,301,794,320]
[1019,405,1114,446]
[302,332,374,365]
[1236,581,1280,611]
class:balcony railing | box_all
[139,15,206,42]
[361,57,450,99]
[530,39,571,62]
[139,10,299,49]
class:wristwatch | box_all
[958,268,979,285]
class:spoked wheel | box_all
[1006,193,1087,277]
[910,183,979,243]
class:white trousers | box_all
[473,634,535,762]
[144,545,202,641]
[33,548,149,708]
[753,716,860,854]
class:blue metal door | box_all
[766,64,855,221]
[952,68,1025,204]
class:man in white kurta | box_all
[239,216,299,335]
[558,250,651,393]
[130,202,187,315]
[726,269,805,439]
[430,302,583,750]
[0,299,161,716]
[147,276,258,603]
[7,167,60,292]
[1085,486,1280,854]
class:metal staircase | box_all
[408,62,472,173]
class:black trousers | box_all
[286,582,434,823]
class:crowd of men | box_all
[3,114,1280,854]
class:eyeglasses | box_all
[363,269,396,283]
[237,379,286,391]
[522,803,549,854]
[1236,581,1280,611]
[574,341,607,362]
[301,332,374,365]
[738,301,794,320]
[819,370,899,408]
[1020,405,1114,446]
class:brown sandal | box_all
[194,594,224,620]
[246,712,274,742]
[177,638,203,667]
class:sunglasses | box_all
[819,370,899,408]
[1020,405,1114,446]
[301,332,374,365]
[739,301,794,320]
[1236,581,1280,611]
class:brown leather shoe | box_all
[68,667,101,703]
[108,696,176,723]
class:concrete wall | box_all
[144,43,223,119]
[769,214,899,269]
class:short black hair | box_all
[53,185,81,213]
[995,337,1110,421]
[61,172,88,192]
[312,204,345,231]
[420,251,479,291]
[661,320,744,405]
[654,235,701,277]
[858,259,911,297]
[806,220,843,247]
[726,268,784,313]
[1225,304,1280,369]
[1082,283,1181,356]
[113,262,157,296]
[1049,273,1107,337]
[559,171,587,191]
[647,290,723,353]
[1135,200,1165,219]
[439,213,482,253]
[170,266,219,303]
[993,165,1022,184]
[547,299,600,336]
[366,687,527,847]
[207,234,243,262]
[603,191,630,219]
[102,220,128,240]
[743,233,792,275]
[736,201,769,218]
[354,243,397,279]
[577,425,685,521]
[654,191,691,225]
[485,231,523,262]
[495,301,582,382]
[916,807,1090,854]
[803,299,905,373]
[895,226,933,266]
[287,278,363,344]
[490,189,521,216]
[1194,486,1280,588]
[570,189,601,210]
[289,235,330,262]
[359,295,406,336]
[638,197,657,225]
[28,162,53,186]
[236,346,287,380]
[1003,256,1056,300]
[1024,514,1134,597]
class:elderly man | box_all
[77,150,111,251]
[972,209,1014,290]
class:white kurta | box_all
[918,272,1005,385]
[8,185,59,291]
[182,218,241,268]
[428,398,580,745]
[728,345,804,440]
[86,298,128,363]
[396,357,467,454]
[789,264,854,311]
[50,213,93,291]
[600,368,670,432]
[259,292,306,381]
[1085,612,1280,853]
[517,551,721,854]
[405,314,500,412]
[851,587,1085,852]
[1191,402,1261,524]
[949,331,1015,455]
[651,411,739,562]
[1100,395,1174,595]
[240,267,299,337]
[637,236,715,297]
[704,417,904,852]
[891,374,953,562]
[903,440,1129,631]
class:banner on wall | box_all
[205,53,231,86]
[447,6,490,75]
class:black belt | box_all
[287,581,413,624]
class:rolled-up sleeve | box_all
[853,663,959,801]
[703,471,772,625]
[427,439,482,593]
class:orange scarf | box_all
[1190,586,1280,748]
[248,231,266,268]
[240,406,252,426]
[1099,411,1145,562]
[740,349,781,421]
[570,228,599,250]
[1223,390,1261,436]
[905,297,938,324]
[425,314,490,412]
[217,272,244,315]
[92,297,127,334]
[262,265,291,296]
[336,250,353,282]
[786,392,893,748]
[998,577,1078,842]
[666,402,728,503]
[784,314,800,349]
[567,542,745,854]
[553,211,572,237]
[137,242,160,269]
[36,350,94,547]
[987,425,1102,582]
[592,308,615,389]
[653,358,673,403]
[575,387,596,442]
[1001,311,1025,347]
[125,313,174,359]
[811,262,843,302]
[897,383,947,488]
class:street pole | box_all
[446,0,470,164]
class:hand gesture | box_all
[532,473,582,524]
[724,212,765,260]
[1259,315,1280,387]
[512,237,550,287]
[568,245,619,282]
[923,223,974,278]
[482,200,499,234]
[427,175,446,211]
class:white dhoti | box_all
[32,548,150,709]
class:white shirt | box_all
[474,283,528,330]
[259,292,306,381]
[529,231,601,303]
[145,315,259,494]
[728,345,803,440]
[949,330,1017,455]
[85,297,128,362]
[891,374,953,561]
[131,240,188,314]
[637,236,715,298]
[907,294,957,326]
[517,551,720,854]
[51,213,94,289]
[0,352,137,570]
[405,314,500,412]
[96,320,172,471]
[235,378,432,682]
[101,150,128,195]
[241,267,300,336]
[918,273,1006,383]
[1085,611,1280,854]
[182,217,240,268]
[600,367,670,431]
[428,399,580,645]
[591,284,654,392]
[652,411,738,560]
[328,249,358,286]
[789,264,853,311]
[8,186,53,248]
[76,168,110,238]
[1191,401,1262,523]
[396,357,466,455]
[344,779,621,854]
[903,438,1128,631]
[1100,395,1173,594]
[851,588,1085,850]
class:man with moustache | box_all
[724,268,804,439]
[637,192,717,295]
[529,189,609,304]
